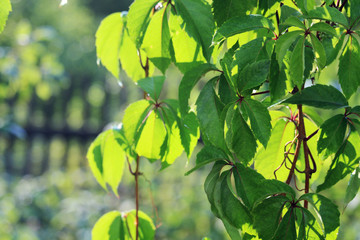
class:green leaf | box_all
[233,162,296,209]
[127,0,160,48]
[241,98,272,147]
[123,100,152,146]
[87,129,127,197]
[225,104,257,164]
[338,37,360,99]
[135,110,167,160]
[309,22,338,37]
[125,210,156,239]
[95,13,124,78]
[179,112,200,158]
[310,33,327,69]
[142,7,171,73]
[196,79,227,150]
[159,111,184,169]
[186,145,229,175]
[238,60,271,92]
[317,114,348,155]
[299,193,340,235]
[137,76,165,101]
[290,37,305,89]
[317,141,358,192]
[212,15,275,44]
[253,195,290,240]
[204,161,227,217]
[233,38,265,70]
[284,84,349,109]
[169,13,206,73]
[174,0,215,61]
[272,208,297,240]
[0,0,11,34]
[119,25,153,82]
[213,172,252,229]
[344,166,360,208]
[212,0,257,26]
[305,6,349,28]
[283,16,306,29]
[275,30,303,66]
[178,63,218,116]
[269,51,287,102]
[220,41,239,90]
[92,211,124,240]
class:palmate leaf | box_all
[225,104,257,165]
[309,22,337,37]
[196,79,227,151]
[0,0,12,34]
[272,208,297,240]
[284,84,349,109]
[135,110,167,160]
[86,128,128,197]
[233,38,265,71]
[338,37,360,99]
[241,98,272,148]
[178,63,218,116]
[127,0,160,48]
[137,76,165,101]
[213,172,252,229]
[92,210,155,240]
[237,59,271,93]
[253,195,290,240]
[212,15,275,45]
[95,12,154,81]
[123,100,152,146]
[269,51,287,102]
[212,0,257,26]
[169,13,207,73]
[185,145,229,175]
[142,6,171,73]
[233,162,296,209]
[317,141,358,192]
[290,36,305,89]
[299,193,340,235]
[344,166,360,208]
[275,30,303,66]
[317,114,348,155]
[174,0,215,61]
[95,13,124,78]
[304,6,349,27]
[310,33,327,69]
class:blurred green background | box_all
[0,0,359,239]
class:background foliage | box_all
[0,0,360,239]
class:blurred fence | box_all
[0,76,132,177]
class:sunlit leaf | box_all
[212,0,257,26]
[87,128,127,196]
[0,0,11,34]
[123,100,152,146]
[137,76,165,101]
[92,211,124,240]
[174,0,215,61]
[136,110,167,160]
[127,0,160,48]
[95,13,124,78]
[142,6,171,73]
[344,166,360,208]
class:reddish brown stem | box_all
[135,155,140,240]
